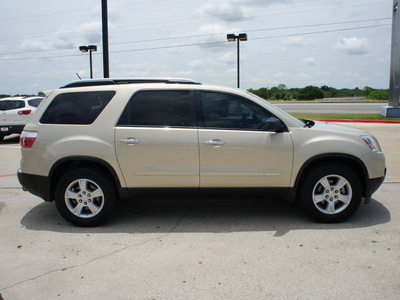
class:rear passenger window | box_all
[40,91,115,124]
[0,101,25,110]
[118,90,191,127]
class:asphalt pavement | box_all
[276,103,384,113]
[0,123,399,299]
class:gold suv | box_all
[17,78,386,226]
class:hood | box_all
[311,120,369,135]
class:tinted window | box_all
[0,100,25,110]
[118,90,191,127]
[28,98,43,107]
[40,91,115,124]
[200,92,273,130]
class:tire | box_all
[0,136,4,142]
[298,163,362,223]
[55,168,117,227]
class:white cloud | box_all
[197,0,286,23]
[283,37,316,47]
[189,59,203,69]
[302,57,315,66]
[198,0,252,23]
[335,37,370,55]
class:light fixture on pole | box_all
[227,33,247,88]
[79,45,97,79]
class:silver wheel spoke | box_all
[313,194,326,204]
[65,190,79,200]
[91,188,103,198]
[334,177,347,190]
[339,195,351,204]
[78,179,87,192]
[326,201,335,214]
[73,203,85,216]
[319,177,331,191]
[87,202,100,215]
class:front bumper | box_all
[364,168,386,203]
[17,169,52,202]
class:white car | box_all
[17,79,386,226]
[0,96,43,141]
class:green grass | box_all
[289,113,400,121]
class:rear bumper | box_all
[0,125,25,136]
[17,169,52,202]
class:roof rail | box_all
[61,78,201,88]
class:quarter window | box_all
[28,98,43,107]
[200,92,273,130]
[118,90,192,127]
[40,91,115,124]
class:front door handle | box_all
[120,138,140,145]
[204,139,225,146]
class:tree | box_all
[363,86,374,97]
[248,87,268,99]
[297,86,324,100]
[277,84,287,90]
[367,90,389,100]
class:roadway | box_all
[276,103,384,113]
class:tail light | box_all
[20,131,38,148]
[18,110,32,115]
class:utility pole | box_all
[382,0,400,117]
[102,0,110,78]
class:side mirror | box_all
[259,117,283,132]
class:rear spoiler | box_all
[43,90,53,97]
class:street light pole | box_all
[79,45,97,79]
[227,33,247,88]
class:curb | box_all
[315,119,400,124]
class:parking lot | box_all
[0,123,399,299]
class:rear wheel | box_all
[298,163,362,223]
[55,168,117,226]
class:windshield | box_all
[246,91,305,126]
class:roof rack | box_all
[61,78,202,89]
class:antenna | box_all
[76,73,82,80]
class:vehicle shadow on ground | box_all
[20,195,390,236]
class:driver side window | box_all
[199,92,273,130]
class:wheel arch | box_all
[294,153,369,198]
[49,156,122,201]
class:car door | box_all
[197,91,293,188]
[115,89,200,188]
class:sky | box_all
[0,0,394,95]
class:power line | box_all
[0,17,391,56]
[0,0,387,44]
[0,23,390,61]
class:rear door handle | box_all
[204,140,225,146]
[120,138,140,144]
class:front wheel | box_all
[55,168,117,227]
[298,164,362,223]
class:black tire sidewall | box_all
[55,168,116,227]
[299,164,362,223]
